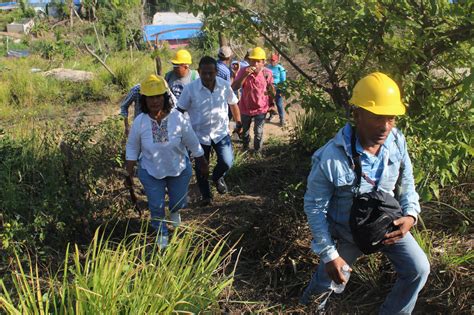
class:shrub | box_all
[0,226,235,314]
[112,61,135,90]
[188,29,219,57]
[398,100,473,201]
[29,38,76,60]
[0,118,124,256]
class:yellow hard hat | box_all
[140,74,167,96]
[170,49,192,65]
[249,47,266,60]
[349,72,406,116]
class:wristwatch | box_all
[236,121,243,129]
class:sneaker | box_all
[266,113,274,122]
[214,177,228,194]
[156,234,169,249]
[170,211,181,228]
[279,120,286,127]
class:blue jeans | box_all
[138,158,192,236]
[241,113,266,151]
[275,89,284,122]
[195,134,233,199]
[302,232,430,314]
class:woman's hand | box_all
[125,160,136,182]
[196,156,209,179]
[124,175,133,189]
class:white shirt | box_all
[126,109,204,179]
[177,77,238,145]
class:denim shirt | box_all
[304,123,420,263]
[217,60,231,82]
[120,84,142,118]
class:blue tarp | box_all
[0,1,81,7]
[0,2,17,7]
[143,23,202,42]
[7,50,30,57]
[28,0,81,5]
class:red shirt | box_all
[236,67,274,116]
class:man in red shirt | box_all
[232,47,275,153]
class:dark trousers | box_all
[241,113,266,151]
[195,134,233,199]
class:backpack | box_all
[348,127,404,254]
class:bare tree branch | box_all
[433,81,464,91]
[232,5,328,91]
[84,43,115,78]
[445,96,462,107]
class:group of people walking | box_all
[122,46,285,247]
[120,46,429,314]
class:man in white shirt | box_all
[178,56,242,205]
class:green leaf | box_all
[459,143,474,157]
[429,181,440,200]
[420,187,433,202]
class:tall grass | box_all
[0,56,117,124]
[106,51,169,91]
[0,226,236,314]
[226,148,251,182]
[411,219,433,261]
[292,109,345,153]
[0,117,124,254]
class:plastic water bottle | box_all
[330,264,351,294]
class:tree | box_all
[187,0,473,198]
[187,0,472,116]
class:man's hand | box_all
[231,63,240,76]
[268,106,277,115]
[326,257,352,284]
[245,66,256,76]
[233,121,243,137]
[383,216,415,245]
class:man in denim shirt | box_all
[301,72,429,314]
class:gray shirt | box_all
[165,69,199,100]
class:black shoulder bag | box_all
[349,128,403,254]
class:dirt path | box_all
[261,103,302,141]
[175,103,312,313]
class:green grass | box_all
[440,250,474,268]
[226,147,251,181]
[351,254,384,291]
[0,225,236,314]
[434,234,474,268]
[411,218,434,261]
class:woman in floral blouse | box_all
[125,75,209,249]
